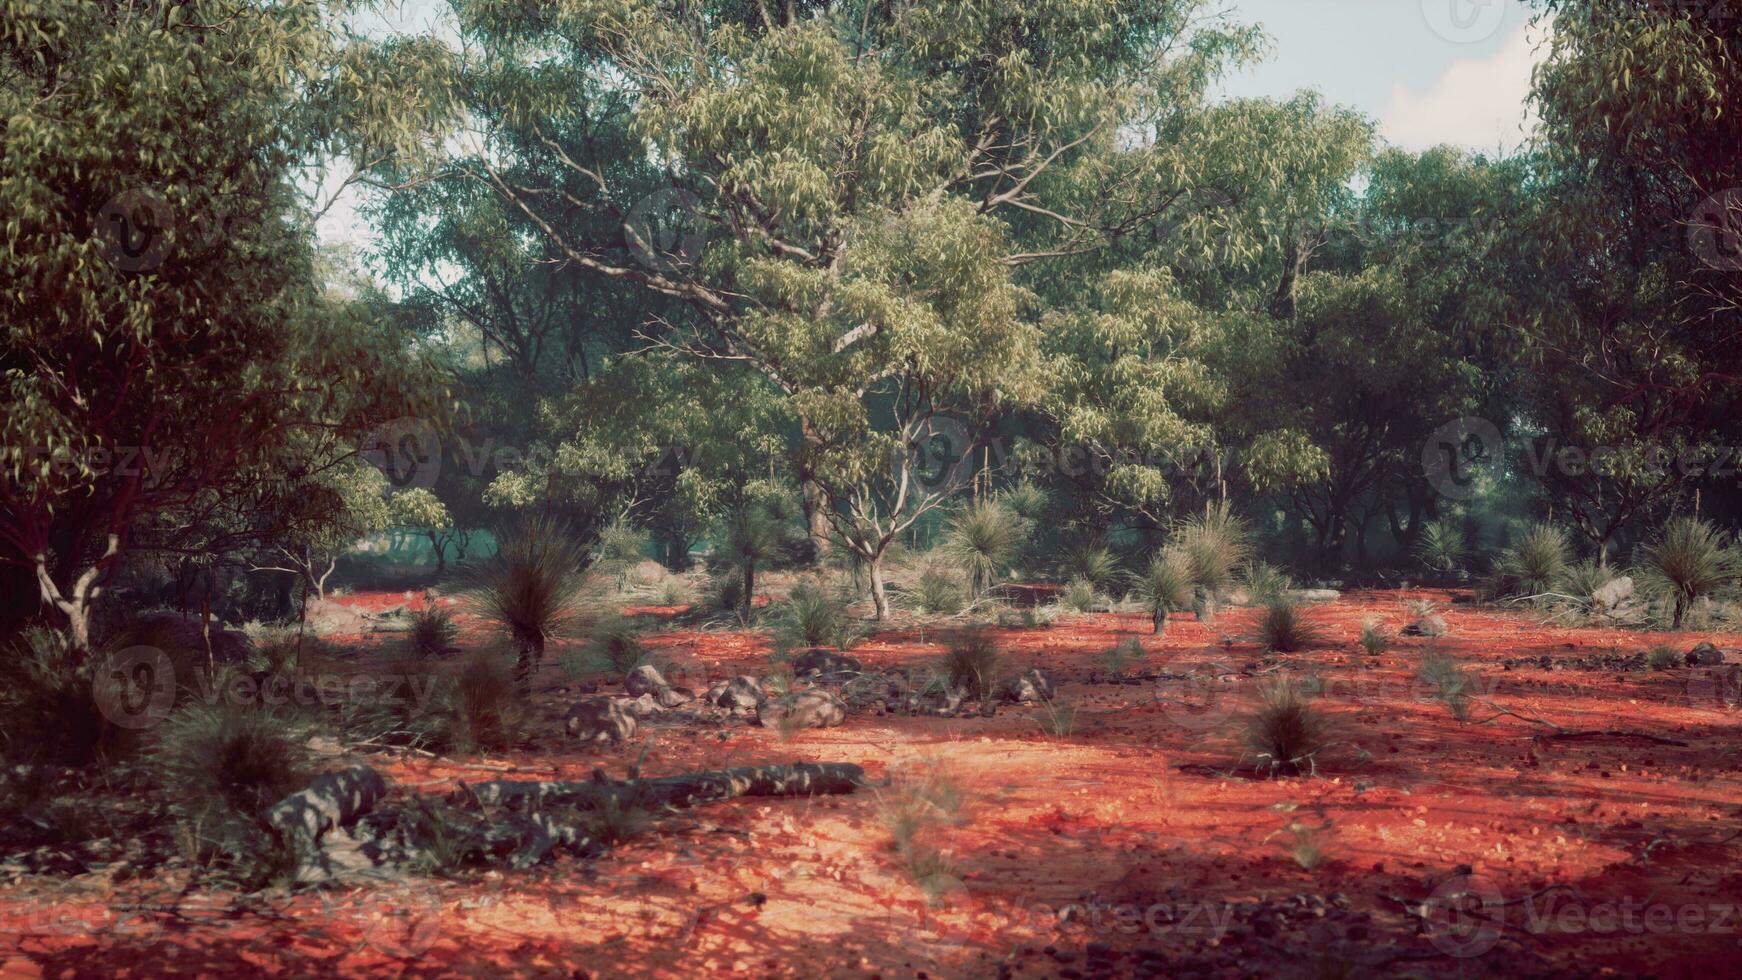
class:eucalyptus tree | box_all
[0,0,458,647]
[1499,0,1742,557]
[443,0,1282,616]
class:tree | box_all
[389,488,460,574]
[0,0,455,649]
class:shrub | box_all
[941,630,1001,698]
[1037,698,1079,737]
[595,519,649,592]
[409,603,460,659]
[466,515,589,689]
[1357,617,1390,657]
[583,614,647,677]
[1098,636,1148,675]
[1276,820,1333,870]
[152,701,313,879]
[1245,678,1330,776]
[1635,517,1740,629]
[1413,518,1468,575]
[1418,650,1474,721]
[441,655,522,752]
[1128,547,1196,634]
[939,500,1023,599]
[657,577,691,607]
[911,566,965,615]
[709,572,746,617]
[1059,542,1118,590]
[0,627,144,766]
[771,580,853,651]
[1240,561,1293,605]
[1559,559,1615,602]
[1646,644,1681,670]
[1253,601,1325,653]
[1492,523,1571,599]
[1058,577,1103,613]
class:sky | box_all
[321,0,1547,246]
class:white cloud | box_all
[1380,24,1543,153]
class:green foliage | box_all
[1098,637,1148,675]
[942,631,1002,699]
[596,519,650,592]
[1418,650,1474,722]
[1560,560,1616,601]
[583,615,648,678]
[1175,502,1251,599]
[1037,698,1079,738]
[0,627,136,766]
[1414,519,1468,575]
[1253,602,1325,653]
[466,515,589,649]
[152,701,313,878]
[771,580,854,651]
[1635,517,1739,629]
[1128,547,1197,634]
[1245,678,1330,776]
[1492,523,1572,599]
[910,566,965,615]
[1357,618,1390,658]
[1241,561,1294,605]
[940,500,1024,600]
[1059,542,1119,590]
[1058,577,1104,614]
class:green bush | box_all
[1413,518,1468,575]
[1175,502,1251,600]
[911,566,965,615]
[440,655,523,753]
[409,603,460,659]
[1127,547,1195,634]
[466,515,589,686]
[582,614,647,677]
[1357,617,1390,657]
[1635,517,1740,629]
[1240,561,1293,605]
[940,500,1023,599]
[1059,542,1118,590]
[771,580,853,650]
[0,627,145,766]
[1491,522,1571,599]
[1058,577,1103,613]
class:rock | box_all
[1687,642,1726,666]
[758,690,847,729]
[1002,668,1056,704]
[1591,575,1634,612]
[791,649,863,679]
[1285,588,1340,604]
[713,675,766,710]
[624,664,669,697]
[1402,615,1448,637]
[904,688,964,716]
[623,692,666,718]
[565,699,637,743]
[656,685,694,708]
[264,766,387,844]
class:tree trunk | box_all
[740,558,756,620]
[515,633,545,694]
[1153,607,1168,635]
[428,531,447,575]
[800,419,832,562]
[868,554,890,620]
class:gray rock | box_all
[792,649,863,679]
[1591,575,1634,613]
[624,663,668,697]
[758,689,847,729]
[1002,668,1056,704]
[714,674,766,710]
[1402,615,1448,637]
[1285,589,1341,605]
[565,698,637,743]
[623,692,666,718]
[1687,642,1726,666]
[655,684,694,708]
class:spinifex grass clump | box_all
[1646,644,1681,670]
[152,701,313,883]
[942,629,1001,698]
[441,654,523,752]
[1358,617,1390,657]
[1059,541,1118,592]
[1245,678,1330,776]
[1635,517,1740,629]
[1058,576,1103,613]
[583,613,647,677]
[466,515,589,692]
[409,601,460,659]
[771,579,853,651]
[912,565,965,615]
[1098,636,1147,675]
[1418,650,1474,721]
[1253,601,1325,653]
[1240,560,1293,605]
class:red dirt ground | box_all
[5,589,1741,978]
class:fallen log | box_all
[457,761,867,813]
[264,766,387,844]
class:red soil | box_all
[6,590,1741,977]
